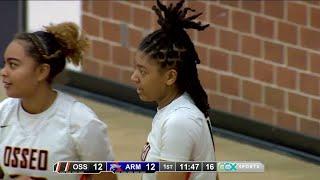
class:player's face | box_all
[1,40,41,98]
[131,51,168,102]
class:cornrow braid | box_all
[138,0,210,117]
[25,33,62,61]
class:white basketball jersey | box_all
[0,91,114,180]
[141,93,216,180]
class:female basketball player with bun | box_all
[131,0,217,180]
[0,22,117,180]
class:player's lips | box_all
[2,81,12,88]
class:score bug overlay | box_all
[54,161,264,174]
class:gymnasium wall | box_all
[81,0,320,139]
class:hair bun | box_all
[44,22,89,65]
[153,0,209,34]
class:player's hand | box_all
[14,176,32,180]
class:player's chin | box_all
[4,89,21,98]
[137,93,152,102]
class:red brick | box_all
[129,28,143,49]
[111,2,131,22]
[276,67,297,89]
[121,69,135,87]
[83,59,100,76]
[82,1,90,12]
[264,1,284,19]
[241,35,261,57]
[103,21,121,43]
[92,40,110,62]
[220,30,239,51]
[128,1,142,5]
[82,15,100,37]
[187,29,196,41]
[310,53,320,74]
[220,75,240,96]
[277,22,298,44]
[195,45,209,66]
[198,26,216,46]
[133,7,152,29]
[253,61,274,83]
[92,1,110,17]
[112,45,131,66]
[311,99,320,119]
[101,64,121,81]
[312,99,320,120]
[287,2,307,25]
[301,27,320,51]
[188,1,207,21]
[265,86,285,110]
[288,93,309,116]
[209,49,229,71]
[241,1,262,13]
[255,16,274,39]
[287,47,307,70]
[231,55,251,77]
[311,7,320,29]
[264,41,284,64]
[300,118,319,138]
[231,99,251,117]
[306,1,320,5]
[209,4,229,27]
[300,73,320,96]
[220,0,239,7]
[277,112,297,131]
[198,69,217,91]
[243,80,262,103]
[232,10,251,33]
[209,93,230,112]
[253,105,274,124]
[143,1,155,9]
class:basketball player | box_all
[131,0,217,180]
[0,22,117,180]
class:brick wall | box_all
[82,0,320,138]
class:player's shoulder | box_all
[0,97,18,107]
[66,96,102,130]
[0,97,19,112]
[169,93,205,119]
[0,98,19,124]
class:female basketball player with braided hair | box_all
[0,22,117,180]
[131,0,217,180]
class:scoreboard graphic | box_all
[54,161,264,174]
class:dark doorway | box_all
[0,1,26,67]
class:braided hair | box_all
[14,22,89,83]
[139,0,210,117]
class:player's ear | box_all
[36,63,50,82]
[165,69,177,86]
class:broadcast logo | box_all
[217,162,237,172]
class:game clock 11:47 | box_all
[176,162,202,171]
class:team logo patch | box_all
[141,142,150,161]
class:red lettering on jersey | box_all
[29,149,37,170]
[3,146,48,171]
[20,148,29,168]
[11,147,20,167]
[4,146,11,166]
[141,142,150,161]
[38,150,48,171]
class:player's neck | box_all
[157,89,182,109]
[21,85,57,114]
